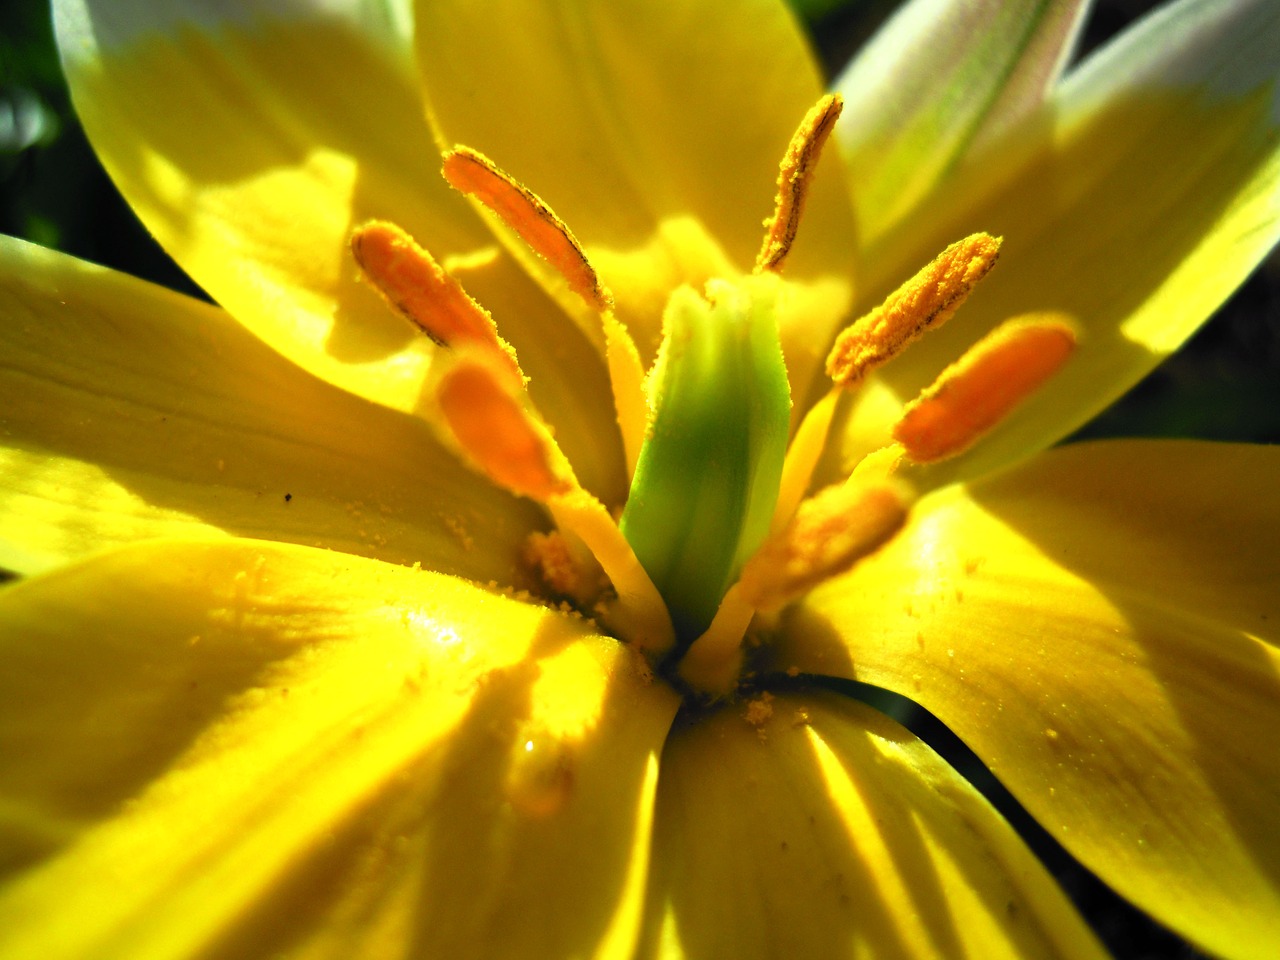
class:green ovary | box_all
[619,274,792,643]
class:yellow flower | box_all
[1,0,1278,958]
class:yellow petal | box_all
[414,0,858,367]
[836,0,1089,242]
[835,0,1280,485]
[0,235,542,580]
[0,539,679,959]
[779,440,1280,960]
[638,692,1104,960]
[53,0,624,498]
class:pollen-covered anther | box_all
[737,480,910,611]
[756,93,844,274]
[894,315,1078,463]
[679,479,909,697]
[435,355,572,501]
[826,232,1002,388]
[442,146,613,313]
[350,220,521,381]
[435,352,674,654]
[523,530,602,606]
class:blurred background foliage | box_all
[0,1,1274,958]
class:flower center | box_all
[350,95,1077,697]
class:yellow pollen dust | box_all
[442,146,613,313]
[524,531,601,606]
[351,220,522,382]
[894,315,1078,463]
[757,93,844,275]
[826,232,1002,387]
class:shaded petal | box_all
[0,539,678,959]
[0,235,542,580]
[833,0,1280,485]
[778,440,1280,959]
[53,0,624,497]
[835,0,1090,242]
[637,692,1104,960]
[414,0,858,367]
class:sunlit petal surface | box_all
[0,235,542,579]
[779,440,1280,959]
[828,0,1280,486]
[639,693,1105,960]
[415,0,858,381]
[0,539,678,959]
[52,0,625,498]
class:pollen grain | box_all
[826,232,1002,388]
[757,93,844,275]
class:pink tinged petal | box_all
[0,235,542,580]
[836,0,1091,243]
[0,539,679,959]
[837,0,1280,487]
[52,0,624,499]
[637,693,1105,960]
[779,440,1280,960]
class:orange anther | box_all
[757,93,844,274]
[894,316,1077,463]
[826,232,1002,387]
[737,481,908,610]
[442,147,612,313]
[436,358,571,501]
[351,220,520,379]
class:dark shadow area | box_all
[818,677,1213,960]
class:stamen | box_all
[437,354,674,654]
[676,582,752,696]
[737,481,909,611]
[680,480,909,696]
[771,390,838,533]
[894,315,1078,463]
[351,221,522,381]
[602,312,648,479]
[442,146,613,313]
[548,491,675,657]
[826,232,1002,388]
[848,443,905,484]
[756,93,844,275]
[524,530,602,606]
[435,355,572,500]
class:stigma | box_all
[350,92,1076,696]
